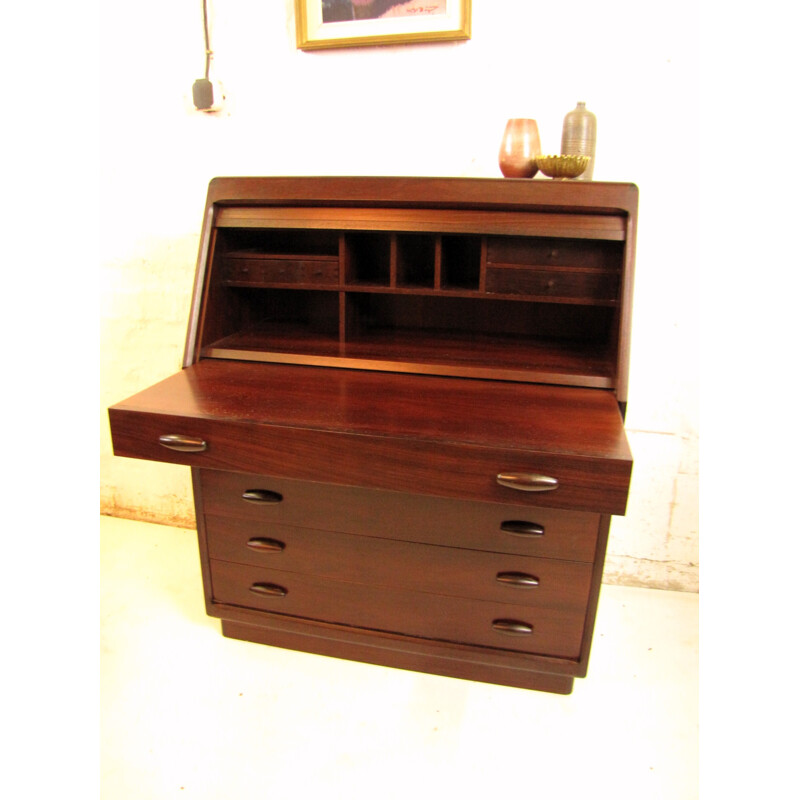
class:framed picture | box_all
[295,0,471,51]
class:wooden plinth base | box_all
[221,619,575,695]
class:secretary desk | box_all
[109,176,638,694]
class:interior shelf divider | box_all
[389,234,398,289]
[479,237,488,293]
[434,235,442,290]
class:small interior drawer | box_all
[486,236,623,270]
[204,514,594,607]
[222,254,339,286]
[200,470,602,562]
[210,560,587,659]
[485,265,619,301]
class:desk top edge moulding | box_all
[109,176,638,695]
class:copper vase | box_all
[498,119,542,178]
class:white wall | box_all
[99,0,699,590]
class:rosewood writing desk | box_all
[109,176,638,694]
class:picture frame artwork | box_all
[295,0,471,50]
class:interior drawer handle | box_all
[491,619,534,636]
[249,582,288,597]
[497,473,559,492]
[246,537,285,553]
[500,520,545,537]
[158,434,207,453]
[242,489,283,504]
[496,571,540,588]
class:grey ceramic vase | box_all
[561,102,596,181]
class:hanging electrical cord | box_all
[192,0,223,111]
[202,0,212,80]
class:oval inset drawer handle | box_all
[500,520,545,537]
[249,582,287,597]
[158,434,207,453]
[242,489,283,504]
[491,619,534,636]
[246,537,285,553]
[496,571,540,588]
[497,473,559,492]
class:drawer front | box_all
[111,410,629,513]
[205,514,594,608]
[486,236,623,271]
[222,255,339,286]
[200,470,600,562]
[109,362,632,515]
[485,266,619,301]
[210,560,587,659]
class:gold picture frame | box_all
[295,0,471,51]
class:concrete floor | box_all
[100,515,698,799]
